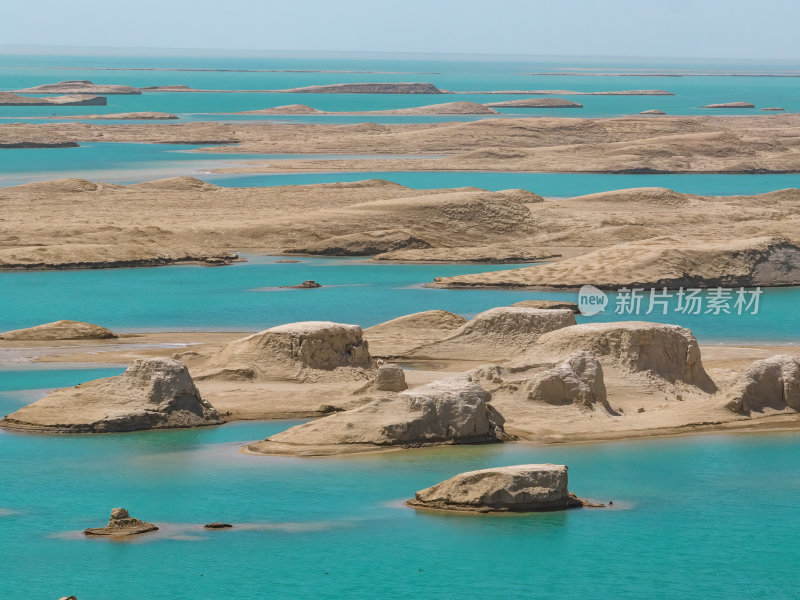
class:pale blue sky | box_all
[4,0,799,60]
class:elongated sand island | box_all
[4,179,800,291]
[6,113,800,173]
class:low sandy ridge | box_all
[4,114,800,173]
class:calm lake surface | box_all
[2,50,800,600]
[2,367,800,600]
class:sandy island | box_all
[4,114,800,174]
[3,314,800,447]
[3,178,800,291]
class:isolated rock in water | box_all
[0,320,117,341]
[484,98,583,108]
[282,82,443,94]
[374,363,408,391]
[193,322,374,383]
[511,300,580,313]
[534,322,716,392]
[724,355,800,415]
[204,522,233,529]
[640,109,666,115]
[280,280,322,289]
[702,102,755,108]
[409,307,576,359]
[83,508,158,536]
[761,107,785,111]
[258,378,504,450]
[407,464,587,512]
[1,358,222,433]
[525,351,608,409]
[17,80,141,95]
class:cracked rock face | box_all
[1,358,221,433]
[374,363,408,392]
[408,464,587,512]
[724,354,800,415]
[256,377,505,451]
[525,351,608,409]
[534,321,717,392]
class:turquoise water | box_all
[1,255,798,343]
[2,143,799,194]
[2,52,799,120]
[214,171,800,196]
[2,366,800,599]
[4,50,800,599]
[0,142,425,186]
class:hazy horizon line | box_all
[2,43,799,65]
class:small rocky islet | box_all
[407,464,601,513]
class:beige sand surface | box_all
[5,178,800,290]
[234,101,498,115]
[0,178,541,269]
[4,114,800,173]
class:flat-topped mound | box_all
[569,187,693,206]
[407,464,588,512]
[640,109,666,115]
[485,98,583,108]
[1,358,222,433]
[17,80,141,95]
[281,82,443,94]
[374,244,557,263]
[286,229,431,256]
[192,321,374,383]
[408,307,576,360]
[534,322,716,391]
[245,378,504,455]
[0,92,107,106]
[0,320,117,341]
[364,310,467,356]
[433,236,800,290]
[724,355,800,415]
[127,176,219,191]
